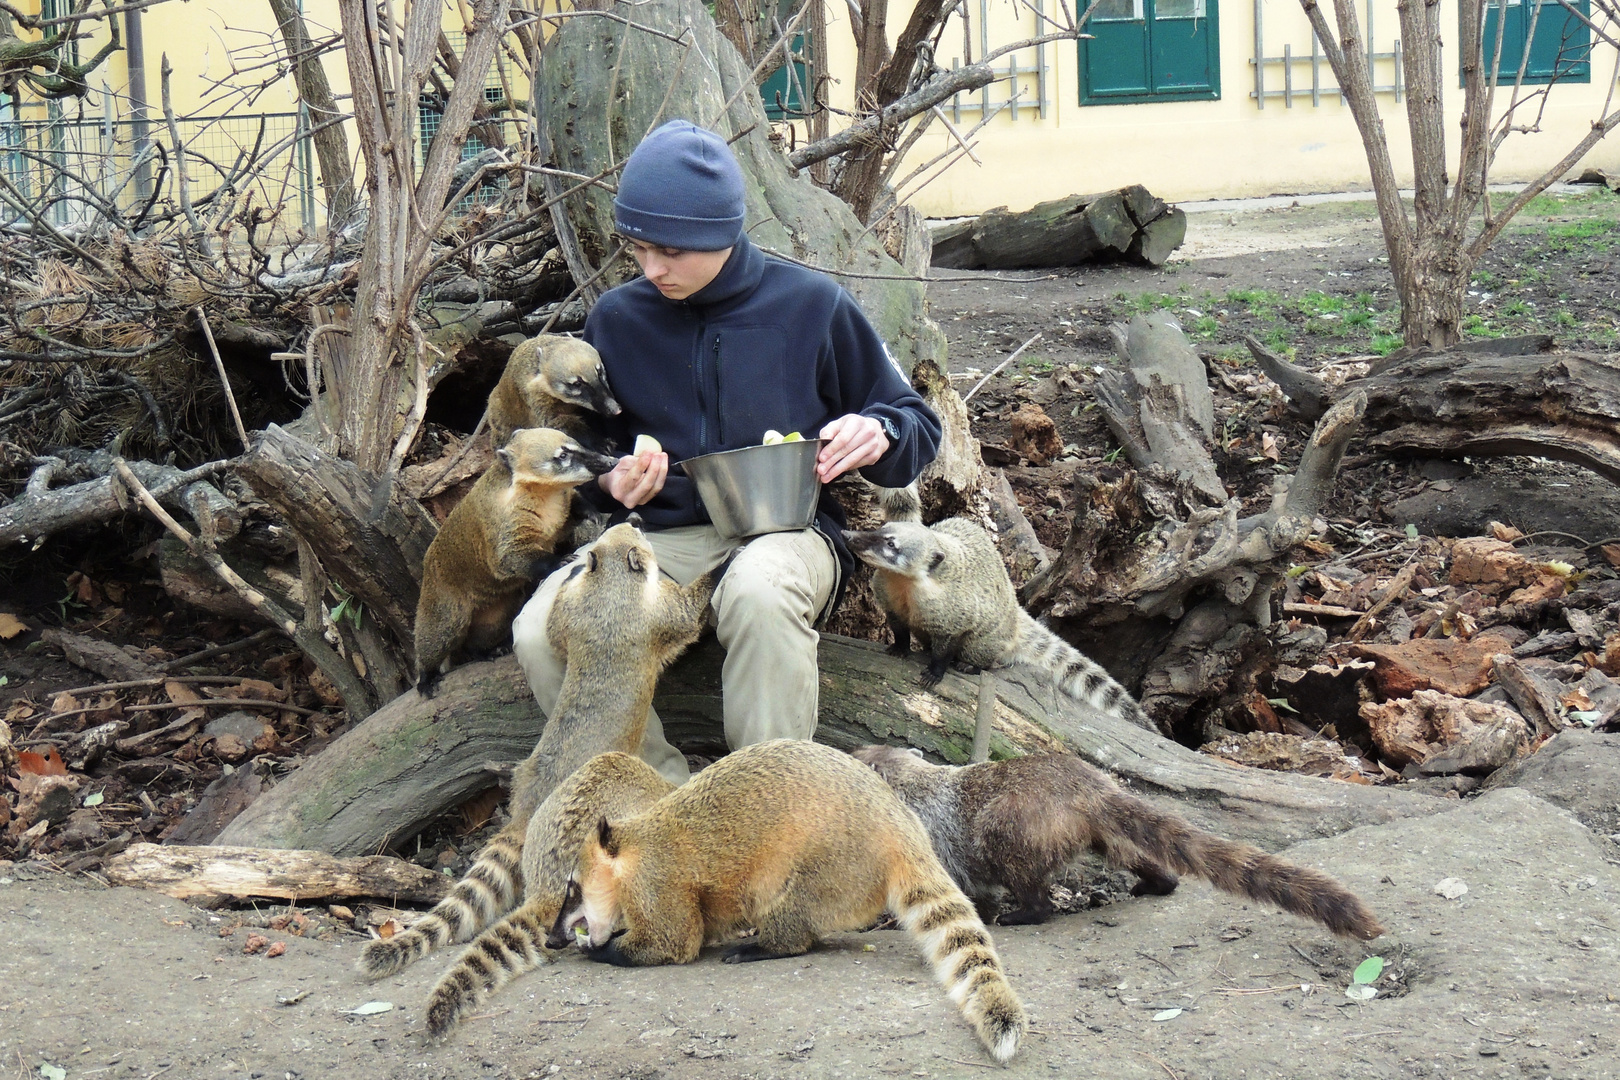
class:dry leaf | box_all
[376,918,399,940]
[1261,431,1281,461]
[1489,521,1525,543]
[0,612,26,639]
[1603,544,1620,569]
[50,691,79,714]
[165,680,204,706]
[17,746,67,776]
[1561,688,1596,711]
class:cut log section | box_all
[217,629,1442,858]
[931,185,1186,270]
[103,842,452,905]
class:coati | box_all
[487,334,621,449]
[371,520,713,973]
[414,427,619,697]
[852,745,1384,938]
[527,740,1028,1063]
[358,752,673,980]
[844,518,1153,728]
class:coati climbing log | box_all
[214,635,1443,859]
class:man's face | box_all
[627,240,733,301]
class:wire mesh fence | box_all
[0,109,319,233]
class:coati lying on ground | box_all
[540,740,1029,1064]
[853,744,1384,938]
[845,517,1154,728]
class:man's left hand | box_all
[816,414,889,483]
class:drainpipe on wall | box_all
[125,7,152,213]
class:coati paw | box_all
[416,672,442,699]
[918,666,946,691]
[721,942,799,964]
[951,661,983,676]
[1131,871,1180,897]
[994,905,1053,926]
[583,932,636,967]
[886,640,911,658]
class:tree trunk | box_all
[266,0,355,226]
[930,188,1186,270]
[1395,242,1475,349]
[214,635,1444,856]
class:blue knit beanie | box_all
[614,120,746,251]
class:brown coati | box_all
[490,739,1031,1063]
[487,334,621,449]
[413,428,618,697]
[368,520,713,975]
[358,752,673,980]
[852,745,1384,938]
[844,518,1153,729]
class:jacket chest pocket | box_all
[715,327,792,444]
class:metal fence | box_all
[0,109,318,232]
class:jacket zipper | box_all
[713,333,724,445]
[693,318,708,454]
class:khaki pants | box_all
[510,524,837,785]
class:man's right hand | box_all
[600,450,668,508]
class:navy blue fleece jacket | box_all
[582,235,942,604]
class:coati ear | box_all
[627,512,645,531]
[627,548,645,573]
[928,551,946,574]
[496,447,514,472]
[585,551,598,573]
[595,816,618,858]
[906,747,925,759]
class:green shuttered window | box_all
[1471,0,1591,84]
[1081,0,1221,104]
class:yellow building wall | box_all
[820,0,1620,213]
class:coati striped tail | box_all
[875,483,922,523]
[1013,612,1153,729]
[891,868,1027,1063]
[357,830,524,979]
[424,900,555,1037]
[1101,790,1385,940]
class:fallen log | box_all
[931,185,1186,270]
[1353,351,1620,484]
[0,455,232,550]
[103,842,452,905]
[216,631,1443,858]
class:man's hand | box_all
[816,414,889,483]
[600,450,668,508]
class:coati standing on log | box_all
[852,745,1384,938]
[413,428,618,697]
[487,334,621,449]
[518,740,1028,1063]
[844,518,1153,729]
[358,752,673,980]
[367,520,712,977]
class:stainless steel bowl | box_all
[680,439,824,539]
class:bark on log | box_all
[1353,352,1620,484]
[103,842,451,905]
[1246,334,1331,421]
[236,423,437,648]
[931,188,1186,270]
[41,629,163,682]
[217,627,1441,857]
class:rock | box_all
[204,712,277,753]
[211,734,250,764]
[166,764,266,846]
[1360,689,1528,769]
[1008,403,1063,466]
[1199,731,1347,774]
[1418,715,1527,776]
[1447,537,1540,590]
[1484,728,1620,835]
[1350,630,1519,698]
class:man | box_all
[511,119,941,784]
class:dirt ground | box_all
[5,190,1620,1080]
